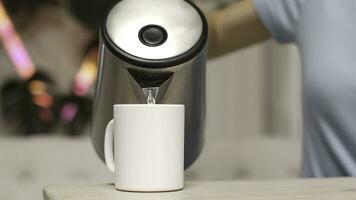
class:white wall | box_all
[185,42,302,181]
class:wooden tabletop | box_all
[43,178,356,200]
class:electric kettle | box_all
[92,0,208,169]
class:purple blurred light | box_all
[61,102,78,123]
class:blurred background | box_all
[0,0,302,200]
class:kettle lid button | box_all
[139,25,167,47]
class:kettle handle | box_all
[104,119,115,173]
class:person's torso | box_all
[296,0,356,177]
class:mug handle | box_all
[104,119,115,173]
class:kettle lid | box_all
[102,0,207,67]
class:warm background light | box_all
[73,47,98,97]
[0,1,35,80]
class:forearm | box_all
[207,0,270,58]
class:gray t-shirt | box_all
[254,0,356,177]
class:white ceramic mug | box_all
[104,104,185,192]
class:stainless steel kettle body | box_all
[92,0,208,169]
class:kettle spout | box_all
[127,68,173,104]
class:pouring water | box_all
[142,87,159,104]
